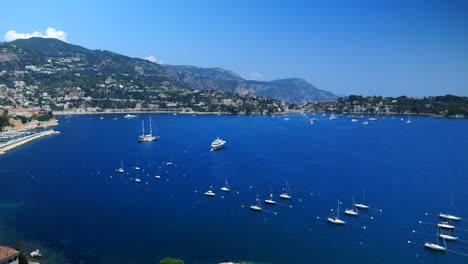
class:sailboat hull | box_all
[250,206,262,211]
[439,234,458,241]
[355,204,369,209]
[424,242,446,251]
[439,213,462,221]
[327,217,346,225]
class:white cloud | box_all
[249,72,263,80]
[4,27,67,42]
[144,55,163,64]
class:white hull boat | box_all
[439,234,458,241]
[250,194,262,212]
[438,222,455,229]
[211,137,226,151]
[424,242,446,251]
[345,209,358,216]
[204,190,215,197]
[439,213,462,221]
[328,217,346,225]
[138,117,159,142]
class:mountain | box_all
[3,37,336,102]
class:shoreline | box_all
[0,130,60,156]
[52,110,464,118]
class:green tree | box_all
[160,257,184,264]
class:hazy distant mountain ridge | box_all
[4,38,337,102]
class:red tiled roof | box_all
[0,246,19,261]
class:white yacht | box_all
[118,160,124,173]
[439,213,462,221]
[424,242,446,251]
[220,177,230,192]
[250,194,262,211]
[279,182,291,200]
[329,115,337,120]
[210,137,226,151]
[134,166,141,171]
[166,162,174,166]
[362,121,369,125]
[138,117,159,142]
[354,190,369,209]
[124,114,137,118]
[438,221,455,229]
[439,233,458,241]
[425,230,447,251]
[134,178,141,183]
[265,189,276,205]
[351,119,358,122]
[368,117,377,121]
[345,198,359,216]
[204,190,215,197]
[155,175,161,179]
[328,200,346,225]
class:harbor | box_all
[0,129,60,155]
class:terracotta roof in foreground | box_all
[0,246,19,261]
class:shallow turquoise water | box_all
[1,114,467,264]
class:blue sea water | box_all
[1,114,467,264]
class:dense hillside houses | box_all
[297,95,467,117]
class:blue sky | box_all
[1,0,467,97]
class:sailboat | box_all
[134,178,141,183]
[440,194,462,221]
[328,200,346,225]
[345,197,359,216]
[250,194,262,211]
[406,113,411,124]
[118,160,124,173]
[155,167,161,179]
[438,221,455,230]
[220,177,230,192]
[354,190,369,209]
[264,188,276,205]
[138,116,159,142]
[425,228,447,251]
[204,190,215,197]
[279,181,292,200]
[439,229,458,241]
[440,213,462,221]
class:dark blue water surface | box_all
[1,114,467,264]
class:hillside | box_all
[3,37,336,102]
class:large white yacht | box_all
[210,137,226,151]
[138,117,159,142]
[124,114,137,118]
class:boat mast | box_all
[337,200,340,218]
[141,120,145,136]
[149,116,152,136]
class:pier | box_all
[0,130,60,155]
